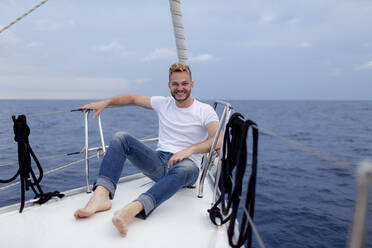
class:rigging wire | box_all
[0,0,49,34]
[255,125,356,173]
[239,196,266,248]
[0,106,121,121]
[0,109,73,121]
[0,133,155,168]
[219,125,356,248]
[0,154,96,192]
[0,106,357,189]
[44,154,95,176]
[0,122,356,173]
[0,151,81,167]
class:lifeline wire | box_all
[255,125,356,173]
[0,0,49,34]
[0,110,72,121]
[0,154,96,192]
[0,116,356,173]
[239,196,266,248]
[0,122,356,172]
[0,106,357,178]
[0,151,81,167]
[0,106,121,121]
[0,136,156,168]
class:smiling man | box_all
[74,62,220,237]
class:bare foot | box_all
[74,186,112,219]
[112,201,144,237]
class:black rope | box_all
[208,112,259,248]
[0,115,64,212]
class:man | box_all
[74,62,219,237]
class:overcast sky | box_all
[0,0,371,100]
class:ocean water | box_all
[0,99,371,248]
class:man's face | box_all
[168,71,194,102]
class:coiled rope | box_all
[0,0,49,34]
[207,112,357,248]
[0,115,65,212]
[209,113,259,248]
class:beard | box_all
[171,89,191,102]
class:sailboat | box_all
[0,1,247,247]
[0,1,371,248]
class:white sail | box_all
[169,0,188,64]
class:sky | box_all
[0,0,371,100]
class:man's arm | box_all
[80,95,152,118]
[167,121,223,168]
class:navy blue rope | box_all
[0,115,64,212]
[208,113,259,248]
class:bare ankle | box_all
[117,201,144,217]
[130,201,144,215]
[94,186,110,198]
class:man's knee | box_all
[110,131,135,152]
[113,131,131,142]
[169,160,199,183]
[113,131,137,146]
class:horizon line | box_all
[0,98,371,101]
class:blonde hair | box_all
[169,62,192,81]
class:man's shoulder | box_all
[194,99,215,111]
[151,96,172,108]
[193,99,219,124]
[151,96,171,101]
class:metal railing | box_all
[82,111,158,193]
[348,160,372,248]
[198,100,232,199]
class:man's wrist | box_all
[188,146,196,155]
[104,99,112,107]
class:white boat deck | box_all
[0,174,230,248]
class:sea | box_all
[0,99,371,248]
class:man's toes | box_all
[74,209,92,219]
[74,210,82,219]
[112,215,129,237]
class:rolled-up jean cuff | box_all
[93,176,116,199]
[135,193,155,219]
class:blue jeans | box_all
[94,131,200,218]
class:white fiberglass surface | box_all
[0,176,229,248]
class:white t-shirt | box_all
[151,96,219,166]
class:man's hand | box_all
[168,147,194,168]
[80,95,152,119]
[80,100,109,119]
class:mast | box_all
[169,0,188,64]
